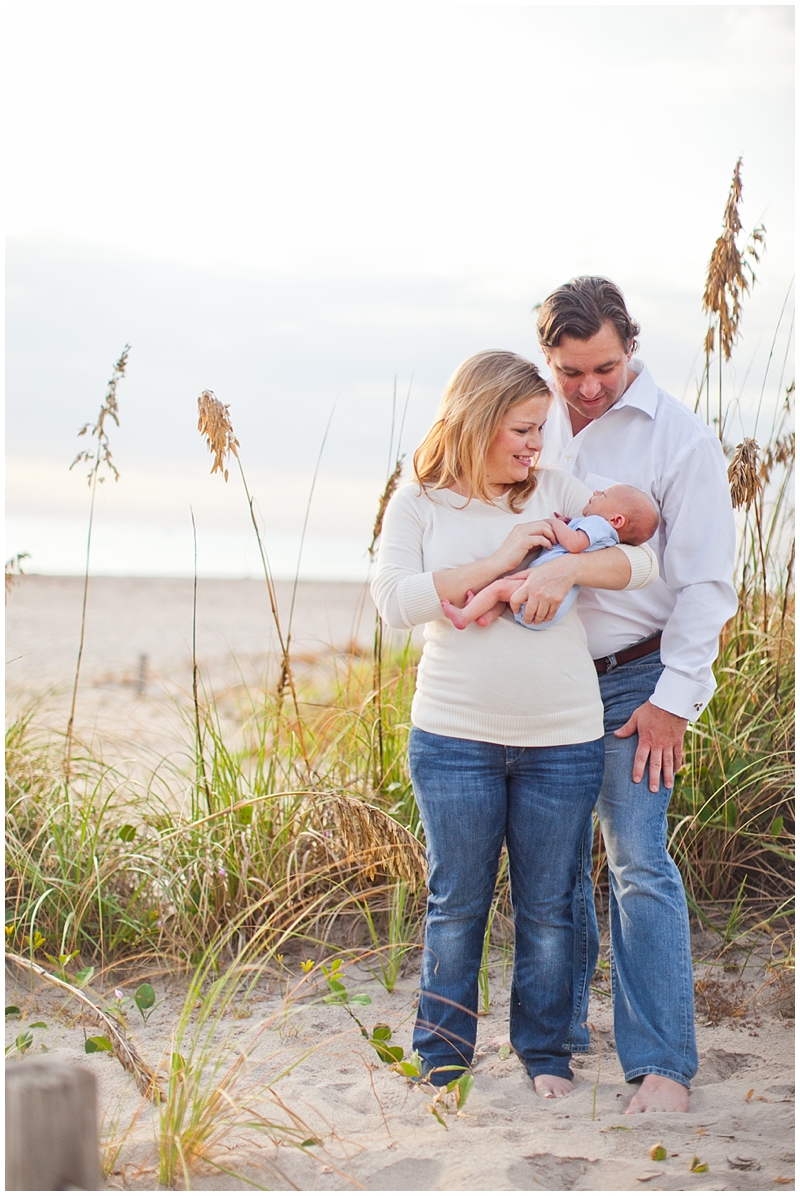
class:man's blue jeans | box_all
[568,651,698,1087]
[408,728,604,1083]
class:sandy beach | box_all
[5,576,795,1191]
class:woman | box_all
[371,350,657,1097]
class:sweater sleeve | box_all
[370,486,444,629]
[618,543,659,590]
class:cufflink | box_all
[694,703,703,711]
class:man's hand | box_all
[509,557,578,624]
[614,701,688,792]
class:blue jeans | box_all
[568,651,698,1086]
[408,728,604,1083]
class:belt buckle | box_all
[604,652,618,673]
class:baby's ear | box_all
[609,513,626,530]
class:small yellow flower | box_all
[301,960,315,974]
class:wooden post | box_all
[5,1058,103,1191]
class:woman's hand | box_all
[489,521,557,575]
[508,547,634,624]
[509,557,577,624]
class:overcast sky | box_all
[6,3,794,579]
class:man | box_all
[514,277,737,1112]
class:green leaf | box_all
[649,1144,667,1161]
[73,966,95,988]
[497,1043,511,1060]
[349,993,372,1006]
[372,1042,404,1063]
[299,1138,321,1148]
[118,824,137,842]
[238,805,253,825]
[371,1023,392,1041]
[85,1035,113,1054]
[5,1006,21,1019]
[770,816,784,837]
[393,1060,422,1077]
[15,1032,33,1053]
[134,983,156,1013]
[426,1101,448,1128]
[171,1053,186,1072]
[453,1073,474,1109]
[29,1021,48,1029]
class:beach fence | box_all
[6,1058,103,1190]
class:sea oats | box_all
[197,390,240,481]
[728,437,761,509]
[369,456,404,557]
[702,158,766,362]
[328,792,427,887]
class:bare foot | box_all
[533,1074,574,1099]
[625,1074,690,1113]
[441,598,469,630]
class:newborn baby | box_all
[442,484,659,632]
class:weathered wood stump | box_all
[6,1058,103,1190]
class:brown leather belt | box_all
[594,631,662,676]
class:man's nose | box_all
[580,375,602,398]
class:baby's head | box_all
[582,484,659,545]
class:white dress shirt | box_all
[540,359,738,720]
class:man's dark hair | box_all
[536,277,640,353]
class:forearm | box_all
[558,545,634,591]
[433,553,520,604]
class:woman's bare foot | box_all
[533,1074,574,1099]
[441,598,469,630]
[625,1074,690,1113]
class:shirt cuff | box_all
[618,543,659,591]
[397,572,445,626]
[650,668,717,721]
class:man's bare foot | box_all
[533,1074,574,1099]
[625,1074,690,1113]
[441,598,469,630]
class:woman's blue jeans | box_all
[408,728,604,1083]
[567,651,698,1087]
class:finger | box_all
[661,750,675,790]
[648,748,664,793]
[614,716,638,739]
[632,740,649,785]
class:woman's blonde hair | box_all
[413,350,551,512]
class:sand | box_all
[5,576,795,1191]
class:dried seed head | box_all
[728,438,761,509]
[328,792,428,887]
[702,159,766,361]
[369,456,404,557]
[197,390,240,482]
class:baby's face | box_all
[582,487,621,520]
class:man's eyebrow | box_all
[560,357,620,371]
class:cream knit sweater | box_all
[371,470,658,747]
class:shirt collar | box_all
[613,358,658,418]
